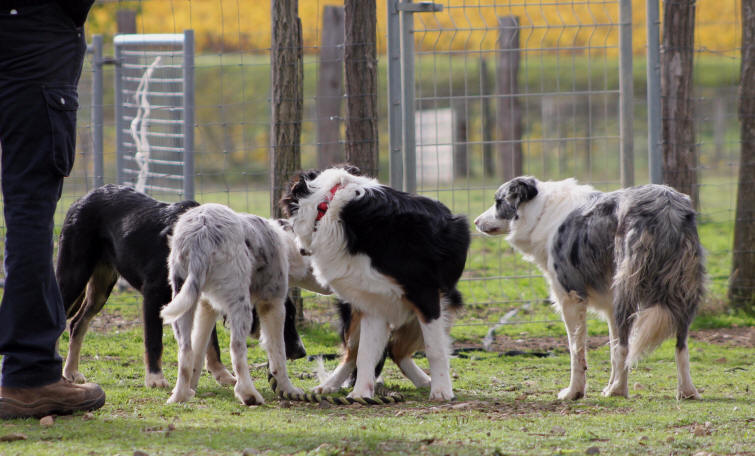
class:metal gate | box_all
[112,31,195,200]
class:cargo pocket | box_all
[43,85,79,177]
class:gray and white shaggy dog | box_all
[160,203,330,405]
[475,177,705,400]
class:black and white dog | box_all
[281,165,470,401]
[475,177,705,400]
[160,203,331,405]
[57,185,306,390]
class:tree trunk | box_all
[661,0,698,207]
[344,0,378,177]
[270,0,304,320]
[270,0,302,219]
[729,0,755,313]
[480,58,494,177]
[316,5,345,169]
[496,16,522,181]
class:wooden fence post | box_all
[730,0,755,313]
[661,0,698,207]
[316,6,345,168]
[496,16,522,181]
[117,10,136,34]
[271,0,304,320]
[453,98,468,178]
[344,0,378,177]
[480,58,494,177]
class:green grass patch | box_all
[1,298,752,455]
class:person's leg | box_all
[0,4,103,420]
[0,3,87,389]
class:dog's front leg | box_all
[419,317,454,401]
[167,311,197,403]
[258,298,303,397]
[349,315,390,399]
[558,294,588,400]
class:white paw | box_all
[235,385,264,406]
[167,387,195,403]
[348,384,375,399]
[211,369,236,387]
[677,388,702,400]
[145,372,171,389]
[558,386,585,401]
[312,383,339,394]
[63,369,87,384]
[602,383,628,398]
[429,387,455,401]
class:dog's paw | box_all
[235,387,264,406]
[277,383,304,397]
[602,383,628,398]
[557,387,585,401]
[312,384,339,394]
[145,372,171,389]
[428,388,455,402]
[211,369,237,387]
[677,388,702,400]
[167,387,195,404]
[63,369,87,384]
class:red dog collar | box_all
[315,184,343,222]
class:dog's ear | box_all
[336,163,361,176]
[495,176,539,220]
[279,171,317,217]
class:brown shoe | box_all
[0,378,105,419]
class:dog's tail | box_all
[160,229,213,325]
[614,186,706,368]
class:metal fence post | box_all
[183,29,195,201]
[400,0,417,194]
[396,0,442,194]
[387,0,403,190]
[619,0,634,187]
[646,0,662,184]
[92,34,104,188]
[114,40,124,187]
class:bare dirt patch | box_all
[457,326,754,354]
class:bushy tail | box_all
[614,186,706,368]
[624,305,676,368]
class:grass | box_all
[0,293,752,455]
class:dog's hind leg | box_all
[419,316,454,401]
[143,285,172,388]
[204,325,236,386]
[349,315,390,399]
[167,309,198,403]
[602,311,629,398]
[258,297,303,397]
[675,328,701,400]
[557,292,588,400]
[189,299,223,390]
[63,263,118,384]
[227,296,264,406]
[391,320,430,388]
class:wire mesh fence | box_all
[0,0,744,335]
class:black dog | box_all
[57,185,306,388]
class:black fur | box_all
[339,186,470,322]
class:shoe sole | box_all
[0,392,105,419]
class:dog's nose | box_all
[473,215,481,227]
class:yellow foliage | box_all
[85,0,740,57]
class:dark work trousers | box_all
[0,3,86,388]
